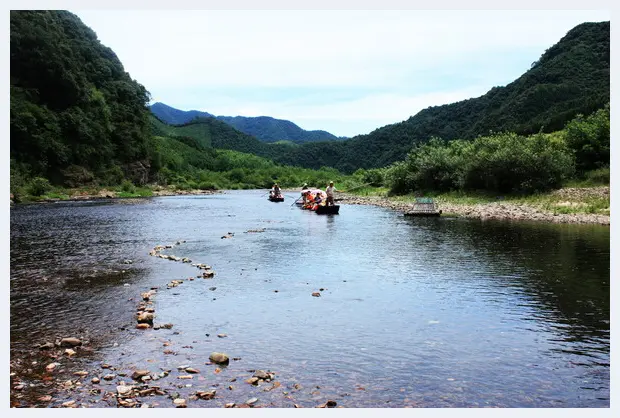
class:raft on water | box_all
[404,198,441,217]
[268,195,284,202]
[315,205,340,215]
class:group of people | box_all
[300,181,340,208]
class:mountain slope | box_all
[150,102,214,125]
[150,102,345,143]
[272,21,610,173]
[10,10,154,185]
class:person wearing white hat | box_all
[325,181,339,206]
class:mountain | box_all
[215,115,345,143]
[266,21,611,173]
[149,102,214,125]
[149,102,345,144]
[10,10,154,186]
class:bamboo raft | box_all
[404,198,442,217]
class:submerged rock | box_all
[312,292,321,297]
[209,352,229,365]
[196,390,216,400]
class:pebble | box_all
[209,352,229,364]
[173,398,187,408]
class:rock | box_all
[246,377,260,385]
[73,370,89,377]
[161,323,173,329]
[136,323,151,330]
[173,398,187,408]
[202,271,215,278]
[245,397,258,406]
[38,342,55,350]
[253,370,271,380]
[185,367,199,374]
[64,349,76,356]
[131,370,150,380]
[217,334,227,338]
[123,260,133,264]
[137,312,154,324]
[62,400,76,408]
[91,377,100,384]
[103,374,116,380]
[45,362,60,372]
[196,390,216,400]
[225,403,236,408]
[178,375,193,379]
[38,395,53,402]
[317,400,337,408]
[60,337,82,347]
[116,385,134,396]
[312,292,321,297]
[209,352,229,364]
[209,287,217,291]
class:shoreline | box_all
[334,190,610,226]
[11,186,610,225]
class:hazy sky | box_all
[73,9,610,137]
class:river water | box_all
[9,190,610,408]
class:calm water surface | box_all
[10,191,610,407]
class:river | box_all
[9,190,610,408]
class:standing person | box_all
[271,183,281,197]
[325,181,339,206]
[301,183,309,190]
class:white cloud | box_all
[73,9,610,135]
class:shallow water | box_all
[10,191,610,408]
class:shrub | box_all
[26,177,52,196]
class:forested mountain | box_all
[267,21,610,173]
[150,102,214,125]
[150,102,345,143]
[10,10,155,186]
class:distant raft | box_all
[404,198,441,217]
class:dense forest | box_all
[10,11,155,187]
[9,11,610,201]
[151,102,345,144]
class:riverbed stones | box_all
[64,349,76,356]
[38,342,55,350]
[202,271,215,278]
[73,370,89,377]
[195,390,216,400]
[185,367,200,374]
[246,397,258,406]
[131,370,150,380]
[209,352,229,364]
[173,398,187,408]
[136,323,151,330]
[91,377,100,384]
[312,292,321,297]
[246,377,260,385]
[137,312,154,324]
[59,337,82,347]
[103,374,116,380]
[116,385,134,397]
[45,362,60,372]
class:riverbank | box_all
[336,186,610,225]
[10,185,221,204]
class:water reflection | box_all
[10,192,610,407]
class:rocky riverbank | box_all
[335,187,610,225]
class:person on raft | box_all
[301,183,309,190]
[271,183,281,198]
[325,181,340,206]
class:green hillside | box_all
[272,21,610,173]
[10,10,155,186]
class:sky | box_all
[72,9,611,138]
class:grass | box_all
[346,185,610,216]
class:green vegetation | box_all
[10,11,155,187]
[248,21,609,173]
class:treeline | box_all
[356,105,609,195]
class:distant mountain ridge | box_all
[149,102,346,144]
